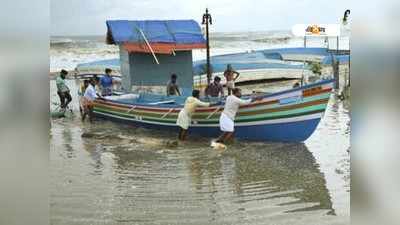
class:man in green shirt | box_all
[56,69,72,110]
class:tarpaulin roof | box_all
[106,20,206,54]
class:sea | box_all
[50,30,349,72]
[50,31,350,225]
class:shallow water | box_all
[50,81,350,225]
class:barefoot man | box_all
[223,64,240,95]
[177,90,211,141]
[56,69,72,111]
[82,78,99,123]
[216,88,261,144]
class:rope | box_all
[206,106,221,119]
[135,25,160,64]
[161,108,174,119]
[127,105,136,113]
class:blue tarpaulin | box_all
[106,20,206,44]
[76,59,120,72]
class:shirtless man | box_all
[166,74,181,96]
[223,64,240,95]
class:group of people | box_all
[205,63,240,97]
[57,64,253,145]
[166,64,240,98]
[176,64,261,144]
[55,68,117,122]
[176,87,262,143]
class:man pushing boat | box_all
[177,90,211,141]
[215,88,262,145]
[82,78,100,123]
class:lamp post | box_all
[343,9,350,87]
[202,8,212,84]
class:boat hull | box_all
[95,111,321,142]
[93,79,334,142]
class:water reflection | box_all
[188,142,334,215]
[50,80,348,225]
[62,127,75,159]
[51,119,335,224]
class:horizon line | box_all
[50,29,292,37]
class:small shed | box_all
[106,20,206,94]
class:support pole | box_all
[137,27,160,65]
[343,9,351,88]
[331,53,340,90]
[348,41,351,87]
[337,36,339,53]
[301,36,306,86]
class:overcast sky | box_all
[51,0,358,36]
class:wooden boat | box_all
[92,19,335,142]
[93,78,334,142]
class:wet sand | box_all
[50,80,350,225]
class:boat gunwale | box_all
[94,79,334,112]
[94,97,330,120]
[94,107,327,125]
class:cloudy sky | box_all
[51,0,359,36]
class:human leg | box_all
[88,105,94,123]
[57,91,66,108]
[216,132,234,143]
[81,98,88,121]
[176,110,190,140]
[81,111,87,122]
[217,112,235,144]
[64,91,72,109]
[178,128,188,141]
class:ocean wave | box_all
[50,36,104,48]
[50,31,305,72]
[50,38,74,46]
[210,31,291,41]
[252,36,292,43]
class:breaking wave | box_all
[252,36,293,44]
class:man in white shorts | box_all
[216,88,262,144]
